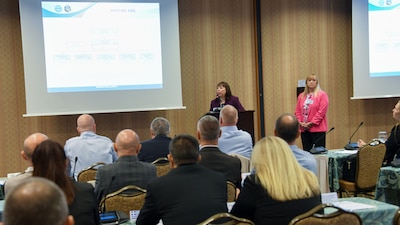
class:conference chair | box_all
[227,181,236,202]
[99,185,147,216]
[197,213,255,225]
[338,142,386,198]
[289,203,362,225]
[229,154,251,173]
[77,162,106,182]
[151,157,171,177]
[393,209,400,225]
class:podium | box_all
[206,110,255,144]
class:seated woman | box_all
[358,100,400,165]
[32,139,99,225]
[230,136,321,225]
[210,81,245,112]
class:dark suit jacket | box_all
[198,146,242,189]
[231,174,321,225]
[209,95,245,112]
[136,163,228,225]
[70,181,99,225]
[94,155,157,202]
[138,134,172,163]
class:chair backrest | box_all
[229,154,251,173]
[226,181,236,202]
[355,143,386,190]
[289,203,362,225]
[393,209,400,225]
[99,185,147,216]
[151,157,171,177]
[77,162,106,182]
[197,213,255,225]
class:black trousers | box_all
[301,131,326,151]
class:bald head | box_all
[115,129,141,156]
[3,177,73,225]
[274,113,300,144]
[220,105,238,126]
[23,133,48,160]
[77,114,96,133]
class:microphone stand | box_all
[310,127,335,154]
[344,122,364,150]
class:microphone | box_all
[310,127,335,154]
[71,156,78,181]
[344,122,364,150]
[102,175,116,213]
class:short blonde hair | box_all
[251,136,320,201]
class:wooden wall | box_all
[0,0,397,176]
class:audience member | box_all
[218,105,252,158]
[136,134,228,225]
[358,99,400,165]
[4,133,48,195]
[275,113,317,174]
[138,117,172,162]
[32,139,99,225]
[230,136,321,225]
[197,115,242,189]
[94,129,157,202]
[2,177,74,225]
[64,114,117,180]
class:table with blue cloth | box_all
[325,150,356,192]
[375,166,400,206]
[338,197,399,225]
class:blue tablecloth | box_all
[326,150,356,192]
[339,197,399,225]
[375,166,400,206]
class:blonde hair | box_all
[251,136,320,201]
[302,74,321,97]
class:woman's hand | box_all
[357,139,366,147]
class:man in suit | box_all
[138,117,172,162]
[218,105,253,159]
[275,113,317,174]
[136,134,228,225]
[94,129,157,202]
[4,133,48,196]
[65,114,117,180]
[197,115,242,190]
[2,177,74,225]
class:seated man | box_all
[138,117,172,162]
[197,115,242,190]
[218,105,253,159]
[4,133,48,195]
[94,129,157,202]
[274,113,317,174]
[136,134,228,225]
[2,177,74,225]
[65,114,117,180]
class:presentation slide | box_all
[19,0,184,116]
[41,2,163,92]
[369,0,400,77]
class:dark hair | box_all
[275,113,299,143]
[197,115,220,141]
[32,139,75,204]
[169,134,199,165]
[217,81,232,100]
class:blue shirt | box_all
[289,144,317,175]
[65,131,117,179]
[218,126,253,159]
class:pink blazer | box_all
[295,90,329,132]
